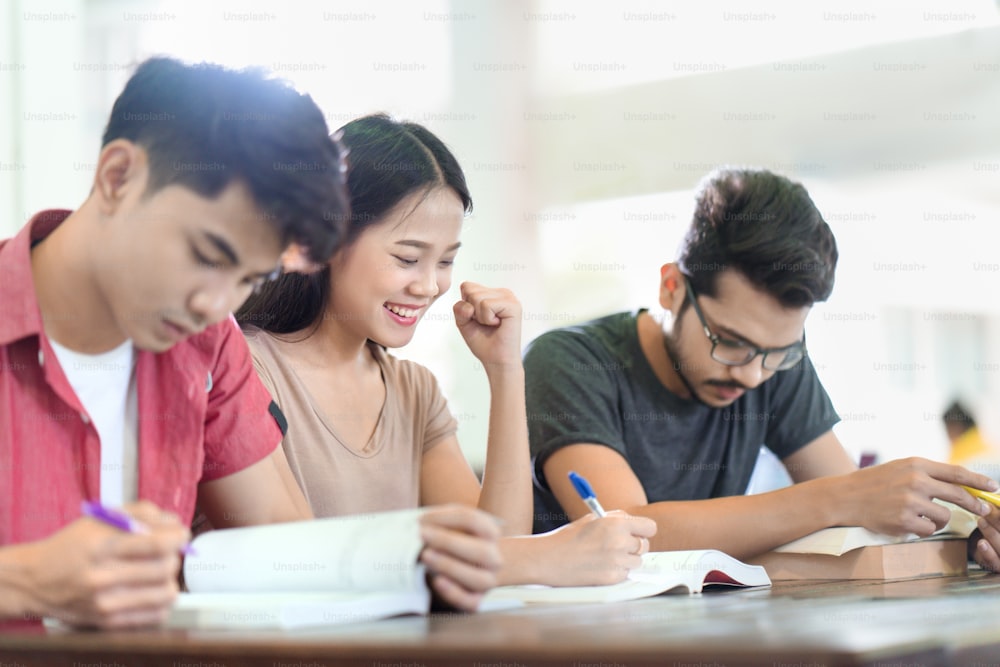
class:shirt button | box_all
[37,349,44,366]
[80,413,90,424]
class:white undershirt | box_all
[49,339,138,507]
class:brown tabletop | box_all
[4,572,1000,666]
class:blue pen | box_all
[568,471,607,518]
[81,500,197,556]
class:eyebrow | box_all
[394,240,462,252]
[202,232,276,279]
[699,301,801,349]
[714,322,765,349]
[203,231,239,266]
[712,320,802,350]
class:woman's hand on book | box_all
[533,510,658,586]
[418,505,502,612]
[17,501,190,628]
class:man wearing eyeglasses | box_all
[525,167,1000,564]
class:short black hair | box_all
[102,57,349,264]
[678,168,838,308]
[236,113,472,334]
[943,400,976,431]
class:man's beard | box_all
[662,315,707,405]
[662,310,748,405]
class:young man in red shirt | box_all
[0,58,500,628]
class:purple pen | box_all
[81,500,197,556]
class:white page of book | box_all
[480,550,770,605]
[183,509,425,593]
[774,504,977,556]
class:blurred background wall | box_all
[2,0,1000,477]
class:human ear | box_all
[280,243,325,274]
[92,139,144,215]
[658,263,684,312]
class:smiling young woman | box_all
[236,114,656,589]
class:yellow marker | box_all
[962,485,1000,509]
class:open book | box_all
[170,509,430,630]
[748,505,976,580]
[481,550,770,605]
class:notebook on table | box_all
[480,549,771,605]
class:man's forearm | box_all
[629,476,840,560]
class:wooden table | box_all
[5,572,1000,666]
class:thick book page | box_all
[183,509,425,593]
[774,505,977,556]
[775,527,904,556]
[751,539,968,581]
[480,550,770,605]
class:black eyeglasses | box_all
[684,277,806,372]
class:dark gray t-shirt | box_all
[526,310,840,533]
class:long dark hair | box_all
[236,114,473,334]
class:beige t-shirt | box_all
[244,328,458,517]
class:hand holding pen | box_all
[569,471,607,517]
[82,501,197,556]
[16,500,191,629]
[568,471,653,557]
[529,471,657,586]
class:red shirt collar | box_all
[0,210,73,346]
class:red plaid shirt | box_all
[0,210,281,546]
